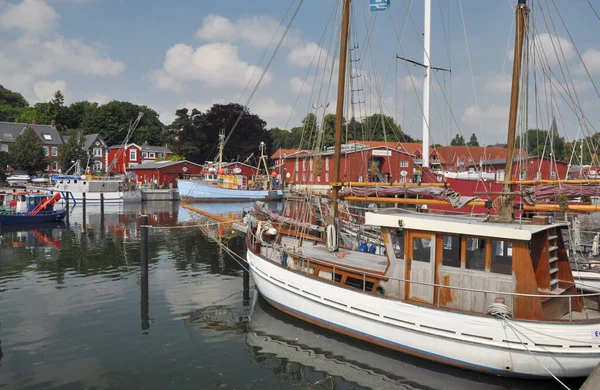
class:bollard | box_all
[82,193,86,230]
[140,215,149,279]
[243,268,250,307]
[65,193,70,225]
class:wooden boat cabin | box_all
[250,209,582,322]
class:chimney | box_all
[51,120,56,127]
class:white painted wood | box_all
[248,249,600,378]
[409,235,435,303]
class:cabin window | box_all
[412,237,431,262]
[466,237,486,271]
[390,230,404,259]
[345,276,374,292]
[491,240,513,275]
[442,235,461,267]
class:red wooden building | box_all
[221,162,261,177]
[469,156,569,181]
[128,160,203,187]
[274,144,415,184]
[107,143,173,174]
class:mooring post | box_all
[243,268,250,307]
[82,192,86,230]
[65,193,70,225]
[140,214,149,281]
[100,193,105,230]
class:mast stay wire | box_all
[222,0,305,150]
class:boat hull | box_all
[247,248,600,378]
[0,210,67,225]
[177,179,282,202]
[59,190,141,204]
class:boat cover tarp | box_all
[339,186,479,209]
[523,184,600,204]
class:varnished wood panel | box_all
[531,232,550,290]
[512,241,544,320]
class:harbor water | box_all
[0,202,586,389]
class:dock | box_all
[582,362,600,389]
[140,188,179,201]
[182,204,247,233]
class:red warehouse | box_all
[275,144,415,185]
[128,160,203,188]
[470,156,569,181]
[107,143,173,174]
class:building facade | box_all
[470,156,569,181]
[128,160,203,187]
[107,143,173,174]
[0,121,63,173]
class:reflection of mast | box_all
[243,269,250,307]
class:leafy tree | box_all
[320,113,337,148]
[63,101,98,131]
[467,133,480,147]
[165,108,207,163]
[270,127,291,151]
[516,129,565,161]
[361,113,412,142]
[82,101,164,145]
[9,127,46,174]
[0,151,10,182]
[450,134,466,146]
[564,133,600,166]
[58,131,88,173]
[0,85,29,122]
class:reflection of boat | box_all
[0,193,66,225]
[248,295,559,390]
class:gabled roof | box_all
[471,156,568,167]
[0,121,63,145]
[127,160,202,170]
[140,141,172,153]
[61,133,105,150]
[434,146,527,165]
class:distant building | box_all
[468,156,569,181]
[62,133,108,173]
[107,142,173,174]
[0,121,64,173]
[127,160,203,187]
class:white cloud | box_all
[152,42,273,91]
[251,98,293,120]
[484,73,512,93]
[196,14,300,48]
[577,48,600,75]
[33,80,69,102]
[88,93,108,105]
[289,75,314,94]
[531,33,575,67]
[461,104,508,138]
[40,37,125,75]
[0,0,59,36]
[287,42,328,67]
[398,74,423,91]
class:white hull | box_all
[248,249,600,378]
[178,179,282,202]
[60,190,141,203]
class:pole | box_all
[422,0,431,168]
[243,268,250,307]
[330,0,352,226]
[100,193,105,231]
[140,214,149,330]
[65,193,70,225]
[500,0,528,222]
[82,192,86,231]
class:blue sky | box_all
[1,0,599,147]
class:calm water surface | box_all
[0,202,584,389]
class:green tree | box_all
[9,127,46,174]
[0,85,29,122]
[165,108,207,163]
[63,101,98,131]
[516,129,566,161]
[362,113,412,142]
[270,127,291,151]
[82,101,164,145]
[467,133,480,147]
[450,134,466,146]
[564,133,600,166]
[58,131,88,173]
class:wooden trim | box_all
[556,230,582,312]
[485,240,492,272]
[434,235,443,306]
[512,241,544,320]
[531,232,550,290]
[460,236,467,268]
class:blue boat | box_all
[0,192,66,225]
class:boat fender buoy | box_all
[358,243,368,253]
[368,244,377,254]
[282,252,288,267]
[326,224,338,252]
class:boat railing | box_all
[251,232,600,321]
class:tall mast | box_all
[330,0,352,223]
[500,0,528,222]
[217,130,225,171]
[422,0,431,168]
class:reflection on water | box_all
[0,201,583,389]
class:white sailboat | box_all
[246,0,600,379]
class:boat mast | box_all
[217,130,225,171]
[500,0,528,222]
[422,0,431,168]
[330,0,352,223]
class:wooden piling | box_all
[140,214,150,330]
[100,193,105,230]
[82,193,86,230]
[65,193,70,225]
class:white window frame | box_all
[0,144,8,152]
[94,161,103,171]
[149,152,155,159]
[325,172,329,182]
[325,158,330,171]
[43,146,49,156]
[93,148,102,157]
[400,160,409,168]
[51,161,58,171]
[130,149,137,161]
[43,134,52,141]
[51,147,58,156]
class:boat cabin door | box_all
[407,233,436,303]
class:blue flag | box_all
[370,0,390,12]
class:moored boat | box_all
[0,192,66,225]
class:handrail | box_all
[249,230,600,300]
